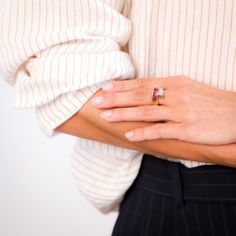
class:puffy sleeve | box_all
[0,0,143,213]
[0,0,135,135]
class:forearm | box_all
[56,90,236,167]
[55,109,203,159]
[56,111,145,152]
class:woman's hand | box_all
[92,76,236,145]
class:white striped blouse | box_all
[0,0,235,213]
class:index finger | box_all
[102,78,168,93]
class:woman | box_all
[1,0,236,235]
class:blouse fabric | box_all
[0,0,235,212]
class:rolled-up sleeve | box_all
[0,0,135,135]
[0,0,143,213]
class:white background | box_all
[0,1,118,235]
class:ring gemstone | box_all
[158,87,164,98]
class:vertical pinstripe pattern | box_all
[158,198,166,236]
[194,0,203,81]
[112,155,236,235]
[143,193,153,236]
[181,208,190,236]
[1,0,236,212]
[208,205,216,235]
[193,204,202,236]
[220,205,230,236]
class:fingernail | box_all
[91,96,104,106]
[125,131,134,139]
[102,82,113,91]
[100,110,112,119]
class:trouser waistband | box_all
[133,154,236,207]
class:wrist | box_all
[202,142,236,167]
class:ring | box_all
[152,87,165,106]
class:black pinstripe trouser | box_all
[112,154,236,236]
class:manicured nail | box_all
[102,82,113,91]
[125,131,135,139]
[100,110,112,119]
[91,96,104,106]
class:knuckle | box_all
[137,79,145,87]
[134,88,147,102]
[110,94,119,106]
[111,108,126,121]
[138,128,145,138]
[114,80,124,91]
[138,106,145,117]
[117,108,125,119]
[139,106,156,119]
[114,79,132,91]
[154,124,162,138]
[137,79,148,88]
[112,81,120,90]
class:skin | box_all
[94,76,236,145]
[55,88,236,167]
